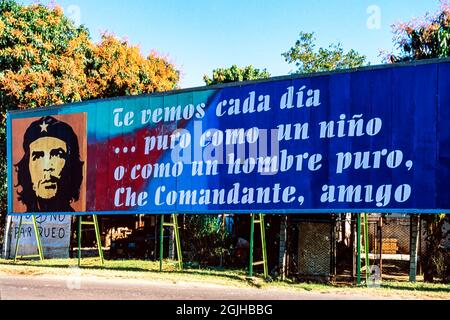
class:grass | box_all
[0,258,273,289]
[380,281,450,293]
[0,258,449,299]
[0,257,339,292]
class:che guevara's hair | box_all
[14,116,84,212]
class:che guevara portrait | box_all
[12,113,87,213]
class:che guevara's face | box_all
[28,137,67,200]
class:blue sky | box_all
[22,0,441,88]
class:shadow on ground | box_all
[0,259,265,286]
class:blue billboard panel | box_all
[7,60,450,215]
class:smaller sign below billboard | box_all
[8,215,72,259]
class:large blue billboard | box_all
[7,59,450,215]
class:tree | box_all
[203,64,270,86]
[0,0,179,246]
[86,34,179,98]
[181,215,233,267]
[422,214,449,283]
[282,32,367,74]
[384,0,450,63]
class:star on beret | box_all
[40,121,49,133]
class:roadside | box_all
[0,259,449,300]
[0,274,393,300]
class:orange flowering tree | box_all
[385,0,450,62]
[0,0,179,234]
[87,35,179,98]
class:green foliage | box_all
[203,64,270,86]
[181,215,233,267]
[282,32,367,74]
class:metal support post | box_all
[363,213,370,286]
[93,215,104,265]
[14,215,44,262]
[160,214,183,271]
[357,214,361,286]
[249,214,255,277]
[260,215,269,279]
[173,215,183,270]
[160,215,164,272]
[78,216,82,266]
[248,214,269,279]
[78,215,104,266]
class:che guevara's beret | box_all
[22,116,80,155]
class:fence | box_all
[284,216,335,282]
[284,214,450,283]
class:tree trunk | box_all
[422,215,446,283]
